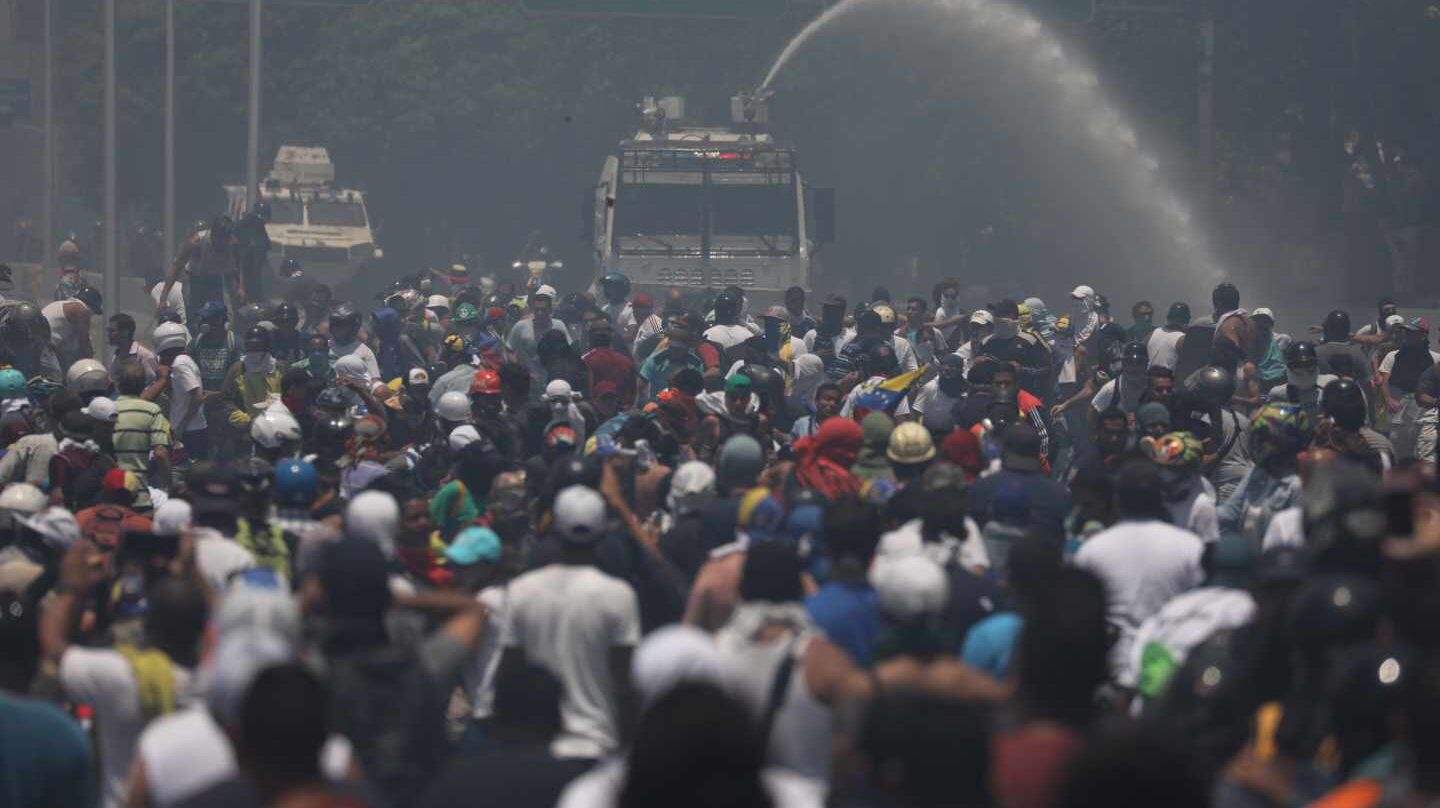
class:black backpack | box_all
[329,645,450,808]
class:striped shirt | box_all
[112,396,171,474]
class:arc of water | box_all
[760,0,1225,289]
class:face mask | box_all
[939,375,967,397]
[245,350,266,361]
[1289,367,1318,390]
[1072,299,1089,317]
[1133,315,1153,329]
[309,351,330,369]
[992,318,1019,341]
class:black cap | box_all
[188,462,240,515]
[1166,302,1191,325]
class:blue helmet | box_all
[0,368,26,400]
[273,459,318,509]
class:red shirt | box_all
[582,347,637,408]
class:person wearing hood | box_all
[1023,296,1058,346]
[370,306,426,383]
[221,326,283,431]
[791,417,863,502]
[851,412,897,484]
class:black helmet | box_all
[243,325,271,351]
[252,201,271,222]
[280,257,303,278]
[864,342,899,376]
[544,456,601,505]
[329,303,360,328]
[312,414,354,454]
[1321,378,1367,431]
[272,302,299,324]
[1323,309,1352,339]
[74,285,103,316]
[237,456,274,493]
[1188,365,1235,409]
[1122,341,1148,365]
[1285,340,1319,366]
[1166,302,1192,326]
[601,272,631,300]
[1289,574,1381,657]
[1212,282,1240,312]
[1,302,45,344]
[315,387,349,411]
[739,363,782,400]
[236,302,266,331]
[713,289,742,321]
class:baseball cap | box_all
[102,469,144,499]
[724,373,752,393]
[407,368,430,387]
[1001,423,1043,473]
[970,310,995,326]
[448,424,482,452]
[763,305,789,320]
[81,397,118,422]
[427,294,450,310]
[544,421,578,452]
[544,379,576,401]
[1071,285,1095,299]
[534,284,558,301]
[188,462,240,516]
[553,485,607,544]
[445,526,502,566]
[1386,314,1406,328]
[1410,316,1430,333]
[1252,307,1275,322]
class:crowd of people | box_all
[0,225,1438,808]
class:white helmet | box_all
[65,359,111,395]
[435,391,472,423]
[0,483,48,516]
[153,322,189,353]
[251,409,303,450]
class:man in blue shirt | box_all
[638,317,706,403]
[805,498,883,666]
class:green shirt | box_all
[112,396,171,473]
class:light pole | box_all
[42,0,53,270]
[165,0,176,263]
[104,0,118,309]
[246,0,262,208]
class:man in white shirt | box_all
[704,289,758,351]
[327,304,380,380]
[497,485,640,760]
[150,322,209,460]
[41,549,209,808]
[1073,461,1204,673]
[507,287,571,396]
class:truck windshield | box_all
[708,185,797,251]
[268,199,303,225]
[308,200,367,228]
[614,185,702,243]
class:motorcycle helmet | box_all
[1323,309,1353,339]
[1187,365,1235,410]
[271,302,299,325]
[274,459,318,509]
[0,369,27,400]
[75,285,103,316]
[712,289,742,321]
[436,391,473,423]
[1285,340,1319,367]
[1321,378,1367,432]
[601,273,631,302]
[1248,402,1314,466]
[65,359,111,396]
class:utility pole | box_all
[1196,5,1215,201]
[104,0,118,309]
[164,0,176,263]
[42,0,53,270]
[246,0,262,208]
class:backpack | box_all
[50,443,105,510]
[329,645,450,808]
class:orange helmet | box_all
[469,368,501,396]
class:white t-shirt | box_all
[502,564,640,759]
[1091,376,1145,414]
[1378,349,1440,375]
[59,646,198,808]
[911,378,961,420]
[1117,587,1256,693]
[840,375,912,419]
[331,340,380,380]
[462,585,508,720]
[193,529,257,592]
[890,334,920,374]
[704,323,756,351]
[168,354,207,434]
[151,281,187,322]
[137,708,236,808]
[1167,487,1220,545]
[507,317,570,385]
[875,517,989,571]
[1072,519,1204,673]
[42,299,83,354]
[1147,328,1185,371]
[1261,506,1304,551]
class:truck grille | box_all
[653,266,757,288]
[283,245,349,265]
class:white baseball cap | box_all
[1252,307,1276,322]
[1386,314,1406,328]
[427,294,450,310]
[448,424,481,451]
[553,485,607,544]
[81,397,118,422]
[969,310,995,326]
[534,284,558,301]
[544,379,577,401]
[1071,285,1095,299]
